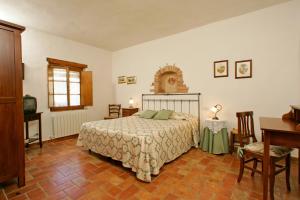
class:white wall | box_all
[112,0,300,146]
[22,28,114,140]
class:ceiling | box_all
[0,0,290,51]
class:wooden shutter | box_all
[81,71,93,106]
[48,67,54,107]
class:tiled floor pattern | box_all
[0,138,299,200]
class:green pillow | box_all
[140,110,157,119]
[153,110,173,120]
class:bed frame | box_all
[141,93,201,132]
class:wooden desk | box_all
[24,112,43,148]
[260,117,300,200]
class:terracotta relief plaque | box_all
[151,65,188,93]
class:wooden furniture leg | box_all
[251,158,257,177]
[18,174,25,187]
[38,114,42,148]
[230,133,234,154]
[233,134,235,154]
[25,121,29,148]
[269,159,275,200]
[237,157,244,182]
[286,154,291,191]
[263,131,270,200]
[298,149,300,184]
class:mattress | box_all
[77,115,199,182]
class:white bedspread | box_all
[77,116,199,182]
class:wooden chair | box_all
[104,104,121,120]
[230,128,251,154]
[236,111,292,200]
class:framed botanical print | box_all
[214,60,228,78]
[127,76,137,84]
[118,76,126,84]
[235,60,252,79]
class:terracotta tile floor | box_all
[1,138,300,200]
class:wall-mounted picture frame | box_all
[235,59,252,79]
[214,60,228,78]
[118,76,126,84]
[127,76,137,84]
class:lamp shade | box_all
[210,106,218,113]
[129,98,134,104]
[129,98,134,108]
[210,104,223,120]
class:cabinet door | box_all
[0,26,24,183]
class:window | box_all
[47,58,93,111]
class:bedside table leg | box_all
[38,115,42,148]
[25,121,29,148]
[230,134,235,154]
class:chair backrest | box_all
[236,111,257,147]
[109,104,121,117]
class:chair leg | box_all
[251,158,257,177]
[261,161,264,181]
[269,159,275,200]
[286,154,291,192]
[230,134,235,154]
[237,157,245,183]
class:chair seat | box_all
[244,142,292,157]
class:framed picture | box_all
[214,60,228,78]
[235,60,252,79]
[118,76,126,84]
[127,76,137,84]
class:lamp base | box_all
[212,117,219,120]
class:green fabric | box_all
[200,127,229,154]
[237,146,244,158]
[153,109,173,120]
[238,142,291,158]
[139,110,157,119]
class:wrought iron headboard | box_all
[142,93,201,131]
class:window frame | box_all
[47,58,87,112]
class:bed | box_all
[77,93,201,182]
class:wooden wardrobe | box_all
[0,20,25,186]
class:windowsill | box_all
[49,105,84,112]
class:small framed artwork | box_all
[214,60,228,78]
[127,76,137,84]
[235,60,252,79]
[118,76,126,84]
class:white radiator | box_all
[52,110,88,138]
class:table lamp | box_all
[210,104,222,120]
[129,98,134,108]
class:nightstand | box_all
[24,112,43,148]
[122,108,139,117]
[200,119,229,154]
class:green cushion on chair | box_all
[243,142,292,157]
